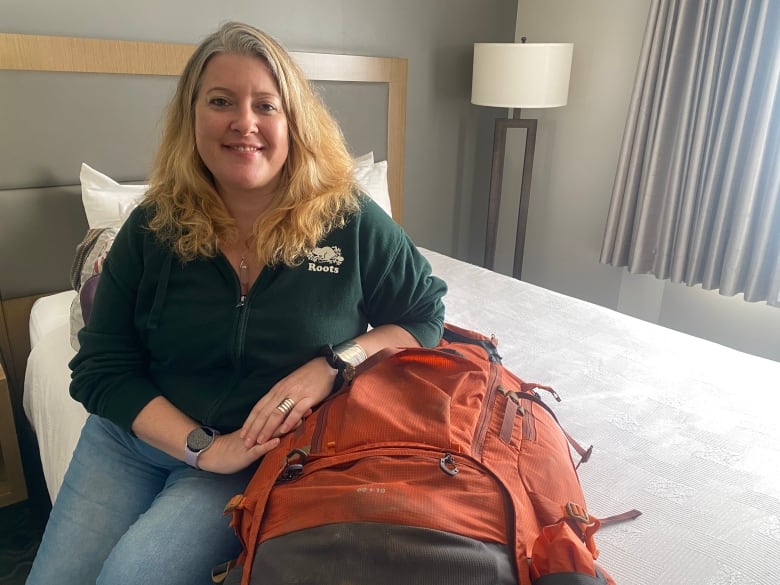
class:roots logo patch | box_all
[307,246,344,274]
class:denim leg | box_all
[26,415,255,585]
[97,461,254,585]
[26,415,167,585]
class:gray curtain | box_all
[601,0,780,306]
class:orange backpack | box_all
[221,324,637,585]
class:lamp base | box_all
[483,114,538,280]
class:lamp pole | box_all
[484,109,538,280]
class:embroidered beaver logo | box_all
[307,246,344,273]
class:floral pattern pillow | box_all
[69,227,117,350]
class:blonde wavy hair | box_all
[143,21,360,265]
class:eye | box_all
[256,101,281,113]
[207,97,231,108]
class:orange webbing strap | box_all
[520,380,594,469]
[353,347,404,377]
[530,507,605,581]
[563,502,602,557]
[562,429,594,469]
[598,508,642,526]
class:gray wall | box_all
[510,0,780,362]
[8,0,776,361]
[1,0,516,259]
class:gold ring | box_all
[276,397,295,416]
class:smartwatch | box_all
[184,426,219,469]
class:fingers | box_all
[197,432,280,475]
[240,358,335,447]
[271,405,314,437]
[242,396,317,448]
[240,395,294,447]
[253,395,312,447]
[247,437,281,460]
[276,397,295,417]
[240,396,292,442]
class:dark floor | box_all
[0,498,48,585]
[1,423,51,585]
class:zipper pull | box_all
[540,385,562,402]
[439,452,459,476]
[499,386,518,404]
[277,448,308,483]
[236,256,249,308]
[499,386,525,413]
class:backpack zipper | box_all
[473,357,501,460]
[272,444,525,580]
[277,445,468,482]
[310,398,335,452]
[442,327,502,362]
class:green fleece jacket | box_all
[69,196,447,432]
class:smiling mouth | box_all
[226,145,262,152]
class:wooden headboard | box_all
[0,32,407,219]
[0,32,408,412]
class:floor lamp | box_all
[472,40,573,279]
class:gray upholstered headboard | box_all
[0,32,407,410]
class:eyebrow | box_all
[204,86,281,99]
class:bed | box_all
[3,31,780,585]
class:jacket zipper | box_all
[233,301,250,362]
[231,259,254,362]
[201,256,253,423]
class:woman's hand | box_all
[132,395,281,475]
[196,430,279,474]
[240,357,335,448]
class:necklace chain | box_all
[222,234,252,308]
[239,255,250,298]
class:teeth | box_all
[230,145,260,152]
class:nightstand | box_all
[0,362,28,506]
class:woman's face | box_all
[194,52,289,204]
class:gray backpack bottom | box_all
[224,522,517,585]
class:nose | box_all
[230,103,259,136]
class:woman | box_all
[27,21,446,585]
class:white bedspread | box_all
[23,250,780,584]
[24,291,85,504]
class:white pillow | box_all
[353,151,375,168]
[80,159,392,226]
[353,153,392,217]
[80,163,148,229]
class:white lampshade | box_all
[471,42,573,108]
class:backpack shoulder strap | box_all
[442,323,502,362]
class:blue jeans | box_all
[26,415,256,585]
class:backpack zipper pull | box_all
[523,382,561,402]
[277,448,308,483]
[439,452,459,476]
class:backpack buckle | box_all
[565,501,590,523]
[211,560,235,583]
[277,448,308,483]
